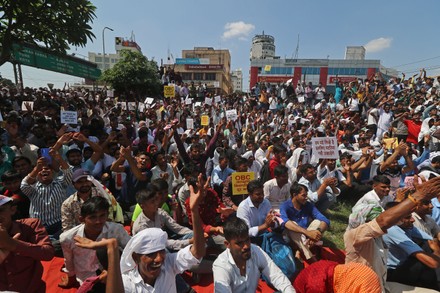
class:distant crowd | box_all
[1,68,440,292]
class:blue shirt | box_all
[382,225,432,269]
[279,199,330,229]
[431,198,440,226]
[237,197,273,237]
[211,166,234,187]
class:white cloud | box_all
[222,21,255,40]
[364,37,392,53]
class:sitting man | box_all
[21,150,72,238]
[61,168,123,232]
[132,187,193,251]
[1,170,29,219]
[298,163,340,213]
[237,180,277,244]
[0,195,54,293]
[281,183,330,263]
[120,173,206,292]
[383,201,440,290]
[59,196,131,288]
[213,216,295,292]
[263,165,291,212]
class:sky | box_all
[2,0,440,91]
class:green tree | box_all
[0,0,96,66]
[101,50,162,98]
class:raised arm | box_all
[188,174,207,259]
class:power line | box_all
[391,55,440,68]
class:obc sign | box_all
[232,172,255,195]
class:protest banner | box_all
[128,102,136,111]
[60,110,78,124]
[232,172,255,195]
[201,115,209,126]
[21,101,34,111]
[311,137,338,159]
[144,97,154,104]
[164,85,175,98]
[214,95,221,103]
[107,90,114,98]
[226,109,238,121]
[186,118,194,129]
[205,97,212,106]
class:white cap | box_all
[120,228,167,274]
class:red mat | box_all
[41,246,346,292]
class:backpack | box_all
[261,232,296,283]
[259,161,271,184]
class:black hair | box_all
[223,216,249,241]
[299,163,315,175]
[151,178,169,192]
[80,196,110,217]
[290,183,308,198]
[135,187,158,205]
[247,180,263,194]
[432,156,440,164]
[1,170,22,182]
[372,175,391,185]
[274,165,288,177]
[272,144,287,155]
[181,163,198,177]
[234,157,248,169]
[138,128,149,139]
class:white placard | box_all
[214,95,221,103]
[226,109,238,121]
[128,102,136,111]
[205,97,212,106]
[107,90,114,98]
[144,97,154,104]
[21,101,34,111]
[298,95,305,103]
[213,81,220,88]
[138,103,146,112]
[186,118,194,130]
[120,103,127,110]
[60,110,78,124]
[311,137,339,159]
[194,102,202,108]
[185,97,192,105]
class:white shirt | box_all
[213,244,295,293]
[354,189,392,209]
[60,222,131,283]
[255,147,268,166]
[122,245,200,293]
[263,179,291,212]
[237,197,273,237]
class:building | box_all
[345,46,366,60]
[88,37,142,70]
[231,68,243,93]
[249,34,397,91]
[250,32,276,60]
[173,47,232,95]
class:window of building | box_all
[95,57,102,62]
[181,73,192,80]
[205,73,216,80]
[194,73,203,80]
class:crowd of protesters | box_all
[1,67,440,292]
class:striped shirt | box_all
[21,168,73,226]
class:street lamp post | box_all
[102,26,114,71]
